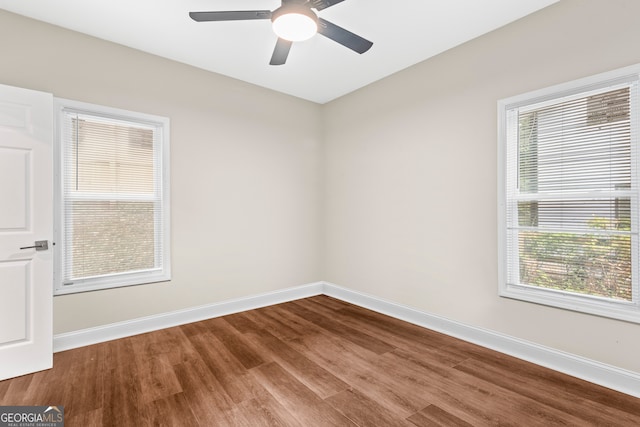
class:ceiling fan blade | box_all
[270,38,293,65]
[317,18,373,54]
[309,0,347,11]
[189,11,272,22]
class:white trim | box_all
[53,281,640,398]
[53,282,323,352]
[321,282,640,399]
[499,63,640,111]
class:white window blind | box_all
[499,65,640,323]
[55,100,170,294]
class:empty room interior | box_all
[1,0,640,425]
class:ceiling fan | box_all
[189,0,373,65]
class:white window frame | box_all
[53,98,171,294]
[498,64,640,323]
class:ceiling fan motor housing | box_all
[271,1,319,42]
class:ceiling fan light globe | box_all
[272,11,318,42]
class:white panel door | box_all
[0,83,53,380]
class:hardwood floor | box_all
[1,296,639,426]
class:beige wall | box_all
[0,10,322,334]
[322,0,640,374]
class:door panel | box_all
[0,147,28,229]
[0,83,53,381]
[0,260,29,343]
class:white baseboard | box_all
[322,281,640,399]
[53,280,640,398]
[53,282,324,353]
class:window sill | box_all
[500,284,640,324]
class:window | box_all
[54,99,170,294]
[498,64,640,323]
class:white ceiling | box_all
[0,0,559,104]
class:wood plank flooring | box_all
[1,296,639,426]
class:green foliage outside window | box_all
[519,217,632,301]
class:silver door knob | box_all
[19,240,49,251]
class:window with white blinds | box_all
[498,64,640,323]
[54,99,170,294]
